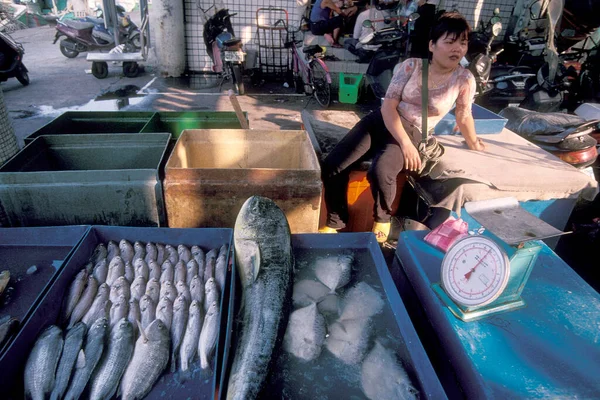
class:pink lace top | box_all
[385,58,476,132]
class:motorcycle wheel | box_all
[15,65,29,86]
[92,62,108,79]
[60,42,79,58]
[123,62,139,78]
[231,64,245,95]
[130,33,141,50]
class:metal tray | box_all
[0,226,89,356]
[1,226,234,400]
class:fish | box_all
[81,283,110,327]
[110,295,129,327]
[110,276,130,304]
[63,318,108,400]
[69,275,98,328]
[119,239,135,264]
[133,259,149,281]
[156,296,174,330]
[186,260,199,286]
[93,259,108,284]
[170,294,189,372]
[174,260,187,285]
[148,260,161,281]
[145,278,161,304]
[144,242,157,264]
[160,280,177,303]
[176,280,191,304]
[179,300,202,373]
[91,243,108,265]
[165,244,179,265]
[106,256,125,287]
[0,270,9,299]
[156,243,166,265]
[25,325,64,400]
[204,248,217,283]
[124,262,135,283]
[120,319,170,400]
[215,245,228,293]
[128,299,141,337]
[140,295,156,331]
[130,276,147,302]
[205,277,219,312]
[226,196,293,400]
[282,303,326,362]
[190,275,204,304]
[88,318,135,400]
[361,341,418,400]
[160,260,174,284]
[133,241,146,262]
[314,253,353,293]
[50,322,87,400]
[338,282,384,321]
[107,240,120,262]
[61,269,88,322]
[178,244,192,264]
[292,279,330,309]
[191,246,206,281]
[0,315,18,349]
[325,317,371,365]
[199,300,220,370]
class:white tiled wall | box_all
[184,0,518,73]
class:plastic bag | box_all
[424,216,468,253]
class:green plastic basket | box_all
[338,72,364,104]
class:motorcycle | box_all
[0,30,28,86]
[53,5,141,59]
[202,8,245,95]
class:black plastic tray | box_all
[1,225,234,400]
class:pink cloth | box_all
[424,216,469,253]
[385,58,476,132]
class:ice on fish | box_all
[339,282,384,321]
[292,279,330,308]
[325,318,371,365]
[314,253,353,292]
[283,303,326,362]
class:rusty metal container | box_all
[164,129,322,233]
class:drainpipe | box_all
[149,0,186,77]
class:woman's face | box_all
[429,32,468,69]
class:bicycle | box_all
[279,21,332,108]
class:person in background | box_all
[310,0,358,48]
[344,1,393,63]
[319,11,486,243]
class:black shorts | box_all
[310,16,343,35]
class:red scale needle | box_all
[464,248,491,281]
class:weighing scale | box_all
[431,197,568,322]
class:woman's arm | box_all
[381,98,422,171]
[321,0,343,14]
[455,71,485,151]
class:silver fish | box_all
[204,248,217,284]
[160,280,177,303]
[50,323,86,400]
[0,315,18,349]
[110,295,129,327]
[145,278,161,304]
[156,243,166,265]
[199,300,220,370]
[339,282,384,321]
[91,243,108,265]
[128,299,141,337]
[192,246,206,281]
[283,303,326,362]
[314,253,353,293]
[107,240,120,262]
[170,294,189,372]
[148,260,161,281]
[61,269,88,323]
[63,318,108,400]
[160,260,174,284]
[215,245,228,293]
[110,276,130,304]
[140,294,156,331]
[176,280,191,304]
[124,262,135,283]
[178,244,192,264]
[130,276,147,302]
[120,319,170,400]
[119,239,135,264]
[166,244,178,265]
[226,196,293,400]
[156,296,174,330]
[93,259,108,284]
[174,260,187,285]
[205,277,219,312]
[133,259,149,281]
[81,283,110,327]
[89,318,135,400]
[25,325,64,400]
[69,275,98,328]
[190,275,204,304]
[179,300,203,372]
[325,318,371,365]
[106,256,125,287]
[186,260,199,286]
[133,241,146,262]
[145,242,157,263]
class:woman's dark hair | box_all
[430,11,471,43]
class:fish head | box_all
[113,318,133,337]
[145,318,169,342]
[140,295,153,310]
[119,239,132,251]
[191,245,202,255]
[207,301,219,316]
[177,245,188,254]
[134,241,145,251]
[91,317,109,333]
[161,260,173,272]
[189,300,201,316]
[205,278,216,292]
[174,294,188,311]
[186,259,198,269]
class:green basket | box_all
[338,72,364,104]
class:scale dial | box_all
[441,235,510,307]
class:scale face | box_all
[441,235,510,308]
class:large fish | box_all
[226,196,293,400]
[50,322,87,400]
[282,302,326,362]
[120,319,170,400]
[89,318,135,400]
[24,325,63,400]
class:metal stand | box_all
[256,7,289,79]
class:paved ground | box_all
[2,25,378,147]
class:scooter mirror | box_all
[362,19,373,28]
[492,21,502,37]
[409,12,419,22]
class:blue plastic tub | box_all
[434,103,507,135]
[0,226,233,400]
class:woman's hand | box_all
[468,137,486,151]
[401,139,422,172]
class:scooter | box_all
[53,6,140,59]
[0,30,29,86]
[202,8,245,95]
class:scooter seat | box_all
[223,38,242,47]
[302,45,323,56]
[63,19,95,30]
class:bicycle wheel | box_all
[310,60,331,108]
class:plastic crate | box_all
[434,104,507,135]
[338,72,363,104]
